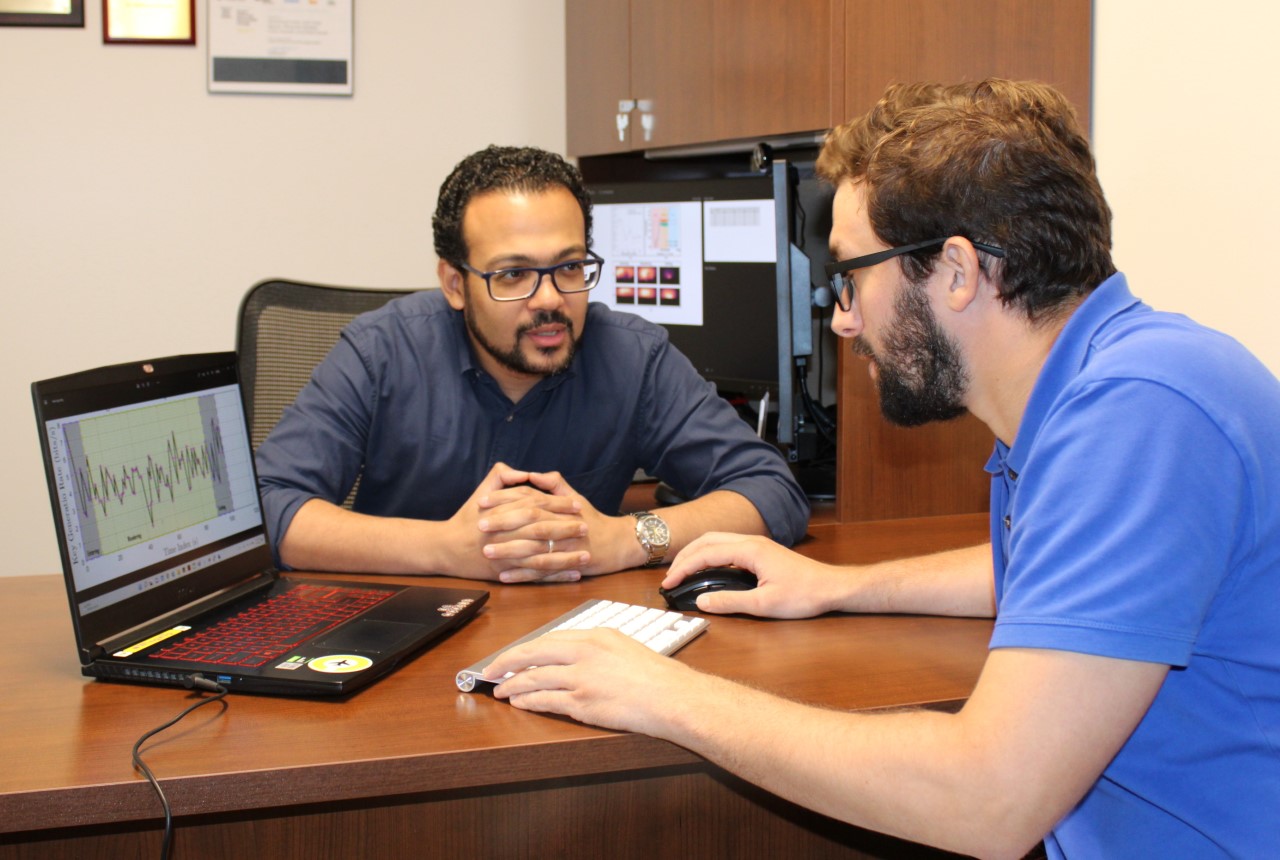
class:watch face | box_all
[639,516,669,545]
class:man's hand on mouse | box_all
[664,532,848,619]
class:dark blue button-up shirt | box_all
[256,290,808,563]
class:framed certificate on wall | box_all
[103,0,195,45]
[0,0,84,27]
[208,0,353,96]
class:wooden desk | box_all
[0,515,989,859]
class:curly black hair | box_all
[432,145,593,270]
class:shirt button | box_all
[506,414,514,423]
[1003,515,1012,530]
[1007,468,1018,481]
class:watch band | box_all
[631,511,670,567]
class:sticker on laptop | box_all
[275,656,310,671]
[114,625,191,657]
[307,654,373,674]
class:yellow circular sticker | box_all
[308,654,373,674]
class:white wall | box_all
[1093,2,1280,377]
[3,2,1277,576]
[1,2,566,576]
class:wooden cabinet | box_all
[836,351,995,524]
[566,0,840,156]
[832,0,1091,524]
[843,0,1092,128]
[567,0,1091,152]
[565,0,632,156]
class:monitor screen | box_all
[588,175,779,398]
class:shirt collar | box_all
[1002,272,1141,472]
[448,307,480,375]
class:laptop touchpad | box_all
[313,620,422,654]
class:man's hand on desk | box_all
[483,469,643,579]
[283,463,629,583]
[468,463,592,583]
[488,628,701,737]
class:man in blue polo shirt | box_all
[256,146,808,583]
[486,82,1280,857]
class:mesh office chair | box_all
[236,278,416,506]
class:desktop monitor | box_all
[588,174,779,400]
[587,160,834,467]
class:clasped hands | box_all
[456,462,626,583]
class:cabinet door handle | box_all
[636,99,654,142]
[616,99,637,142]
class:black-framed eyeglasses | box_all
[459,251,605,302]
[824,238,1005,312]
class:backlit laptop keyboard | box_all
[148,583,393,668]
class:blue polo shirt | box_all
[985,273,1280,856]
[255,289,808,563]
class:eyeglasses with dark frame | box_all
[824,238,1006,312]
[459,251,605,302]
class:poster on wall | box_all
[103,0,194,45]
[207,0,353,96]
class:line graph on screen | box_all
[61,395,244,559]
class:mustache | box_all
[849,336,875,358]
[519,310,574,335]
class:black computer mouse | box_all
[659,567,758,612]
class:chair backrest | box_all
[236,278,415,452]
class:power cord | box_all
[131,675,229,860]
[795,356,837,444]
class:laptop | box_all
[32,351,488,696]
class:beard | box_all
[464,304,579,378]
[855,280,968,427]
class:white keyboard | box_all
[455,598,709,692]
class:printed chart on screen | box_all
[593,200,706,326]
[593,197,775,327]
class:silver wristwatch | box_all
[631,511,671,567]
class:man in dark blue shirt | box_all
[255,146,808,583]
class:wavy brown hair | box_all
[818,79,1114,323]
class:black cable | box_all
[795,356,836,442]
[801,383,837,446]
[131,676,229,860]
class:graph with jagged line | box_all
[64,396,233,559]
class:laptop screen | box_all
[34,353,275,653]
